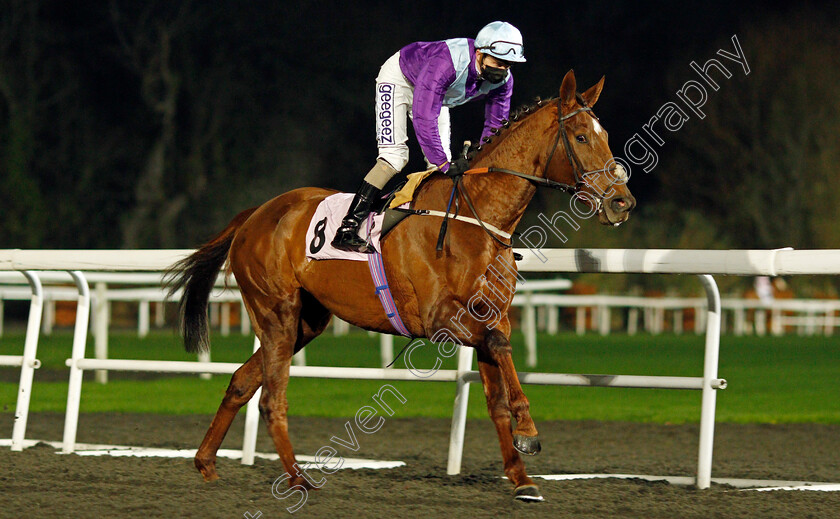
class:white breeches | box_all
[374,51,451,173]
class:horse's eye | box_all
[576,135,587,144]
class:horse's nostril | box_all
[611,197,633,213]
[613,199,625,210]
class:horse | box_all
[166,69,635,502]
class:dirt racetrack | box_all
[3,412,840,518]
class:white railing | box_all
[515,294,840,341]
[1,274,572,373]
[0,271,88,452]
[0,272,248,384]
[2,247,840,490]
[5,284,835,375]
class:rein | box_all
[435,96,619,249]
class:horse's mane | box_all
[466,97,556,162]
[510,97,554,122]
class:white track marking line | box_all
[1,438,405,470]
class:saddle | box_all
[380,166,523,260]
[377,168,436,239]
[305,166,514,262]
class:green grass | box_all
[1,330,839,423]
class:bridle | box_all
[549,93,623,198]
[432,95,624,249]
[470,95,622,199]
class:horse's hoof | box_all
[291,476,318,490]
[514,484,544,502]
[195,457,219,482]
[513,434,541,456]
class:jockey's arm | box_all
[411,58,457,173]
[481,75,514,143]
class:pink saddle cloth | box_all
[304,193,388,262]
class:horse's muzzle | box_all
[601,194,636,226]
[611,195,635,214]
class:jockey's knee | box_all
[377,149,408,175]
[364,158,401,189]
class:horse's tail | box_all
[164,207,258,353]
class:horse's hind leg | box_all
[193,291,330,483]
[195,349,263,481]
[258,347,302,484]
[256,288,333,489]
[477,349,542,501]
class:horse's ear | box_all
[581,76,605,107]
[559,70,577,107]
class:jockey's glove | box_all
[445,156,471,177]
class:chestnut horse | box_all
[167,70,635,502]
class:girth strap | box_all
[366,214,412,337]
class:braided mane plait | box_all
[467,96,553,160]
[510,96,550,122]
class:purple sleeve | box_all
[413,75,453,169]
[401,45,456,170]
[481,75,514,143]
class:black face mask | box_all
[481,65,508,83]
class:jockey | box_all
[331,21,526,253]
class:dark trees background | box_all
[1,0,838,254]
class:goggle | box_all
[477,40,524,60]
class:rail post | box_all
[10,272,44,451]
[62,272,91,453]
[696,274,722,489]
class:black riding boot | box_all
[331,181,382,253]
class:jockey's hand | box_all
[444,156,470,177]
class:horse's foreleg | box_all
[195,349,263,481]
[431,297,540,454]
[483,328,541,456]
[477,350,542,501]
